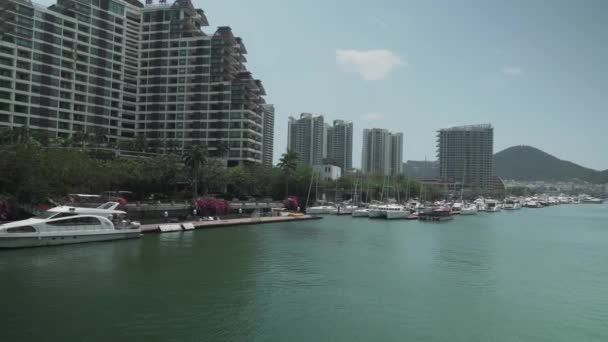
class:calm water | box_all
[1,204,608,341]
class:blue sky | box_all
[38,0,608,170]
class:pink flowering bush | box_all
[284,196,299,211]
[193,197,230,216]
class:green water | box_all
[1,204,608,341]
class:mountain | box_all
[494,145,608,183]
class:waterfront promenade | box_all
[140,215,321,233]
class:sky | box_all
[37,0,608,170]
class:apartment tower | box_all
[261,104,274,166]
[437,124,494,189]
[287,113,325,166]
[361,128,403,176]
[326,119,353,171]
[0,0,269,166]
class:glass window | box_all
[109,1,125,16]
[6,226,36,233]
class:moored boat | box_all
[485,200,501,212]
[0,205,140,249]
[419,207,454,221]
[460,204,478,215]
[384,204,409,220]
[306,206,334,215]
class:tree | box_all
[72,131,88,148]
[227,165,254,199]
[182,144,208,199]
[134,134,147,152]
[164,139,181,154]
[277,150,299,198]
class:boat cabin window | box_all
[47,217,102,226]
[6,226,36,233]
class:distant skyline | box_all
[36,0,608,170]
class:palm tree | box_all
[182,144,208,199]
[277,150,299,198]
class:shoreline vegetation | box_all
[2,127,508,220]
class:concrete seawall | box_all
[140,215,322,233]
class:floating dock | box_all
[140,215,321,234]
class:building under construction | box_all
[437,124,494,190]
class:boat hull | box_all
[385,211,409,220]
[306,208,332,215]
[0,230,141,249]
[368,210,386,219]
[352,210,369,217]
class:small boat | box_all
[384,204,409,220]
[306,206,334,215]
[0,204,140,249]
[451,202,463,215]
[460,204,478,215]
[523,200,542,208]
[406,213,419,220]
[332,205,358,215]
[503,199,517,210]
[485,200,501,212]
[581,197,604,204]
[352,208,371,217]
[474,198,487,212]
[419,207,454,221]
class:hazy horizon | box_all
[35,0,608,170]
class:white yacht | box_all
[331,205,358,215]
[503,198,518,210]
[474,198,487,212]
[384,204,409,220]
[485,200,501,212]
[368,205,388,219]
[352,208,371,217]
[460,203,478,215]
[0,204,141,248]
[306,206,334,215]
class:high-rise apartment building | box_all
[287,113,325,166]
[261,104,274,167]
[326,119,353,171]
[0,0,269,166]
[437,124,494,189]
[361,128,403,176]
[389,132,403,176]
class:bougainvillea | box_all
[193,197,230,216]
[284,196,299,211]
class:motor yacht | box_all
[384,204,409,220]
[0,204,141,248]
[485,200,501,212]
[460,203,478,215]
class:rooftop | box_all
[439,124,493,132]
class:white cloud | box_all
[361,113,385,121]
[501,66,523,76]
[336,49,405,81]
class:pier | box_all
[140,215,322,233]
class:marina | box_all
[1,203,607,341]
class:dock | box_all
[140,215,322,233]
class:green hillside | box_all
[494,145,607,183]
